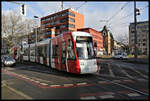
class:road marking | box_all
[30,79,35,82]
[63,84,74,87]
[127,93,141,97]
[40,83,48,86]
[5,85,32,99]
[99,95,114,99]
[123,79,134,82]
[80,96,96,99]
[76,82,87,86]
[121,69,134,79]
[108,64,115,77]
[132,69,148,79]
[137,78,147,82]
[34,81,40,83]
[50,85,61,87]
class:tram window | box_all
[24,48,28,56]
[67,39,75,60]
[76,37,94,59]
[38,46,43,57]
[30,47,35,56]
[61,42,66,63]
[43,45,47,58]
[52,45,59,58]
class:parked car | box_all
[2,56,16,67]
[113,53,128,60]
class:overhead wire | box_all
[76,1,87,10]
[111,4,148,26]
[107,2,130,24]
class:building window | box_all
[70,18,75,22]
[68,24,75,28]
[60,24,67,28]
[143,39,146,41]
[69,18,75,22]
[143,43,145,46]
[131,30,134,33]
[45,32,51,35]
[68,12,75,17]
[60,18,68,23]
[62,12,68,16]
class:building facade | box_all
[1,38,10,55]
[77,28,103,56]
[101,26,114,55]
[40,8,84,38]
[129,21,149,55]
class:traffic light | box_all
[22,4,24,15]
[21,4,25,15]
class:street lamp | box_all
[134,1,140,61]
[34,16,39,62]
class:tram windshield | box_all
[76,36,94,59]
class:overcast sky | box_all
[2,1,149,42]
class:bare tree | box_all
[116,33,129,45]
[2,10,38,47]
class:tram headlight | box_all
[80,62,84,66]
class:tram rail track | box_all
[94,73,149,97]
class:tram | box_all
[23,31,99,74]
[11,46,19,60]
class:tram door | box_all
[61,41,67,71]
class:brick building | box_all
[77,28,103,56]
[40,8,84,38]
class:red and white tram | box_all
[23,31,99,74]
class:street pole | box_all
[61,1,63,10]
[34,16,39,62]
[134,1,138,61]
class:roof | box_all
[41,8,80,20]
[77,28,102,33]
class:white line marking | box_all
[123,80,133,82]
[25,78,31,80]
[127,93,141,97]
[40,83,48,86]
[63,84,74,87]
[80,96,96,99]
[132,69,148,79]
[121,69,134,79]
[137,78,147,81]
[5,85,32,99]
[108,64,115,77]
[50,85,61,87]
[30,79,35,82]
[99,95,114,99]
[111,80,121,83]
[34,81,40,83]
[77,82,87,85]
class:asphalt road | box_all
[1,60,149,100]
